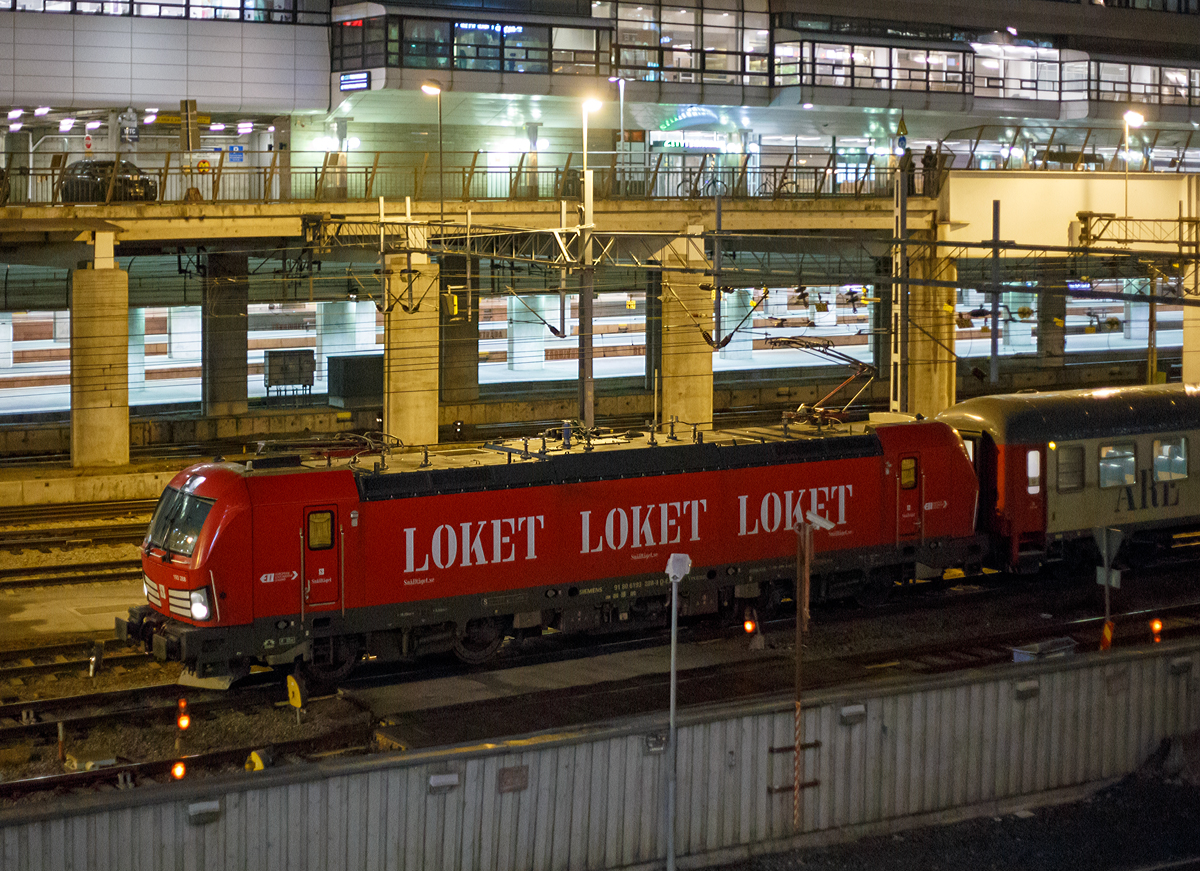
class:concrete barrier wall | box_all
[1,639,1196,871]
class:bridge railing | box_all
[0,149,936,208]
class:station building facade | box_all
[1,0,1199,461]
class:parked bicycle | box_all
[677,171,730,199]
[757,171,800,198]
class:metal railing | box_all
[0,149,936,208]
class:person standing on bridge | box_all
[899,147,916,196]
[922,145,936,196]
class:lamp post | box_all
[1123,108,1144,219]
[581,97,601,177]
[607,76,625,191]
[664,553,691,871]
[579,97,602,429]
[421,81,444,231]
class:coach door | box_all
[896,453,923,541]
[301,505,341,609]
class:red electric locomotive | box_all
[118,416,980,686]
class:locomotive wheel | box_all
[453,617,506,664]
[300,636,361,683]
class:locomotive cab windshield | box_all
[145,485,216,560]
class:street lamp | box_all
[421,80,444,231]
[1123,108,1144,218]
[608,76,626,190]
[581,97,602,175]
[579,97,601,430]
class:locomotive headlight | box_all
[189,589,211,621]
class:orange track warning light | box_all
[1151,618,1163,643]
[743,607,758,635]
[171,762,186,780]
[177,698,191,731]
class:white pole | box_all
[664,553,691,871]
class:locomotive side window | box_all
[1056,445,1085,492]
[307,511,334,550]
[1026,450,1041,495]
[1098,443,1137,488]
[900,457,917,489]
[1152,437,1188,482]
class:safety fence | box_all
[0,637,1195,870]
[0,148,935,208]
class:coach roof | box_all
[934,384,1200,445]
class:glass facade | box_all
[335,14,608,75]
[4,0,328,22]
[329,3,1200,110]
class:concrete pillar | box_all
[53,311,70,343]
[439,252,479,404]
[106,109,119,156]
[0,314,12,369]
[1185,260,1200,383]
[383,232,440,445]
[718,289,754,360]
[1003,291,1037,350]
[654,225,713,429]
[128,307,145,394]
[3,130,30,204]
[507,294,548,370]
[316,301,357,379]
[1037,283,1066,366]
[356,300,378,348]
[1122,280,1151,342]
[201,252,249,417]
[168,306,202,360]
[272,116,292,201]
[70,266,129,467]
[905,233,957,418]
[1181,178,1200,384]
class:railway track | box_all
[0,499,157,525]
[0,521,147,552]
[0,559,143,589]
[0,596,1196,801]
[368,597,1200,753]
[0,638,148,685]
[0,498,153,553]
[0,678,371,801]
[0,683,281,741]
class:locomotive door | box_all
[896,453,923,540]
[302,505,341,608]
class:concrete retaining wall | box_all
[1,638,1196,871]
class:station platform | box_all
[0,459,182,507]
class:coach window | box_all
[1152,437,1188,481]
[307,511,334,550]
[1099,443,1137,488]
[1026,450,1041,495]
[1056,444,1085,492]
[900,457,917,489]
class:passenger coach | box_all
[936,384,1200,573]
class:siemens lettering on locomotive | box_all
[116,384,1200,688]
